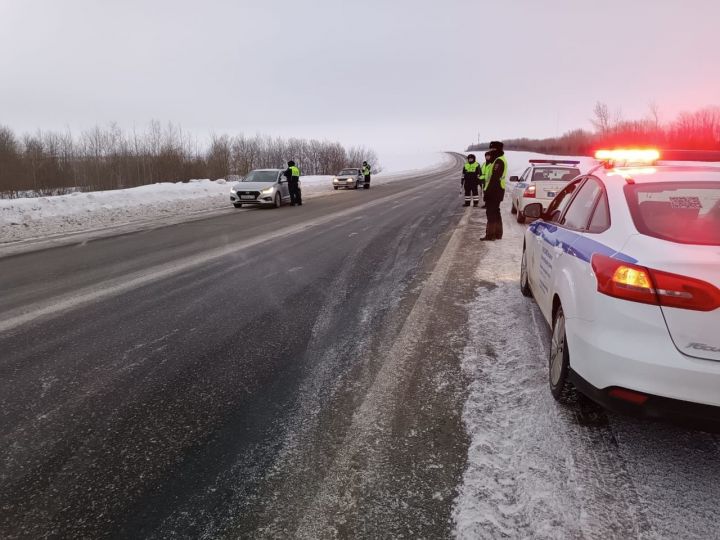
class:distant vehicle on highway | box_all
[332,168,366,190]
[229,169,291,208]
[509,159,581,223]
[520,148,720,429]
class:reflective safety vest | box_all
[481,162,492,190]
[362,165,371,176]
[464,162,480,173]
[289,165,300,178]
[488,155,508,190]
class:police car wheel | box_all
[233,203,243,208]
[520,248,532,297]
[549,305,575,403]
[516,210,525,224]
[511,202,517,214]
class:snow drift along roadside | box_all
[0,153,453,246]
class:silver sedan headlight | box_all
[260,186,275,195]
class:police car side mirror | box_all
[524,202,543,219]
[509,175,519,182]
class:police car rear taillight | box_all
[591,254,720,311]
[523,185,536,198]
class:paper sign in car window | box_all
[669,196,702,209]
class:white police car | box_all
[520,149,720,427]
[510,159,581,223]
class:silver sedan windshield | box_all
[243,171,278,182]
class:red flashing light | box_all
[594,148,661,164]
[591,254,720,311]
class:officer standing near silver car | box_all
[362,161,371,189]
[283,160,302,206]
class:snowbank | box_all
[0,154,454,246]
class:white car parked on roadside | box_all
[520,149,720,428]
[510,159,581,223]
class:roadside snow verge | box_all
[0,154,454,248]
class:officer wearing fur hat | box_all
[482,141,508,240]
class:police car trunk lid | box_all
[623,235,720,362]
[535,180,570,201]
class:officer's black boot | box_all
[463,201,470,207]
[473,201,479,207]
[481,223,496,241]
[496,221,503,239]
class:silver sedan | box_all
[332,168,366,190]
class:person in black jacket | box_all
[283,160,302,206]
[362,161,371,189]
[461,153,482,207]
[482,141,507,240]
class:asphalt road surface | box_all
[3,154,720,539]
[1,154,482,538]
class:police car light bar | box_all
[529,159,581,165]
[594,149,661,164]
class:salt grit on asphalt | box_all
[453,202,720,538]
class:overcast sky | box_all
[1,0,719,158]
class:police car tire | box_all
[549,305,575,404]
[511,202,518,214]
[233,203,243,208]
[517,210,525,224]
[520,248,532,297]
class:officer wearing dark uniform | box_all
[461,154,482,207]
[482,141,508,240]
[284,160,302,206]
[362,161,371,189]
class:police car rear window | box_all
[531,167,580,181]
[625,182,720,246]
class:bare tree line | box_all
[467,104,720,156]
[0,121,379,198]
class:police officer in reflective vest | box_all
[362,161,371,189]
[480,150,493,209]
[482,141,508,240]
[461,154,481,207]
[284,160,302,206]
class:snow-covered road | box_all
[454,153,720,539]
